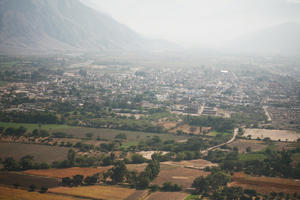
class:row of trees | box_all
[2,156,50,171]
[205,147,300,179]
[185,115,234,132]
[1,149,76,171]
[0,111,59,124]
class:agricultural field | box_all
[151,164,210,189]
[137,151,169,160]
[0,143,70,163]
[54,126,189,143]
[0,186,82,200]
[227,139,267,153]
[23,166,111,178]
[146,191,189,200]
[0,122,72,132]
[48,185,137,200]
[0,172,60,189]
[169,124,211,135]
[244,129,300,142]
[163,159,218,170]
[229,172,300,194]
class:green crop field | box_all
[0,122,72,132]
[239,153,267,161]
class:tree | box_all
[161,182,182,191]
[84,174,98,185]
[111,161,127,183]
[85,132,93,139]
[3,157,20,171]
[246,146,252,153]
[40,187,48,193]
[192,176,209,194]
[29,184,36,192]
[73,175,84,186]
[115,133,127,140]
[145,160,160,181]
[136,171,150,189]
[20,155,34,170]
[131,154,146,164]
[67,149,76,167]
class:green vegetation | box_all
[0,122,71,132]
[206,147,300,179]
[239,153,267,161]
[185,115,234,132]
[185,194,199,200]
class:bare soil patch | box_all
[0,172,60,189]
[24,167,111,178]
[151,164,209,189]
[163,159,218,170]
[146,192,188,200]
[228,172,300,194]
[0,186,82,200]
[0,143,70,163]
[227,139,267,153]
[137,151,169,160]
[244,129,300,142]
[49,185,136,200]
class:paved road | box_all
[201,128,238,155]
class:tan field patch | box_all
[151,164,210,189]
[146,192,189,200]
[137,151,169,160]
[244,129,300,142]
[163,159,218,170]
[172,176,189,179]
[49,185,136,200]
[127,163,148,172]
[227,139,267,153]
[159,122,178,130]
[228,172,300,194]
[0,186,81,200]
[24,167,110,178]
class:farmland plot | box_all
[244,129,300,142]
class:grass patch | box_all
[208,131,232,137]
[49,185,136,200]
[185,194,200,200]
[239,153,267,161]
[0,186,78,200]
[0,81,7,86]
[0,122,72,132]
[122,141,138,148]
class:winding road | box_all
[201,128,238,155]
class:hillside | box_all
[0,0,146,53]
[227,22,300,55]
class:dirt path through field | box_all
[201,128,238,155]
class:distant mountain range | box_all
[0,0,172,54]
[0,0,299,56]
[226,22,300,55]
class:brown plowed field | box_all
[24,167,111,178]
[146,192,188,200]
[229,172,300,194]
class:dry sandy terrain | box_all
[137,151,169,160]
[163,159,218,170]
[24,167,111,178]
[0,186,82,200]
[49,185,136,200]
[151,164,210,189]
[146,192,189,200]
[228,139,267,153]
[244,129,300,142]
[229,172,300,194]
[0,143,70,163]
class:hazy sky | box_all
[81,0,300,47]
